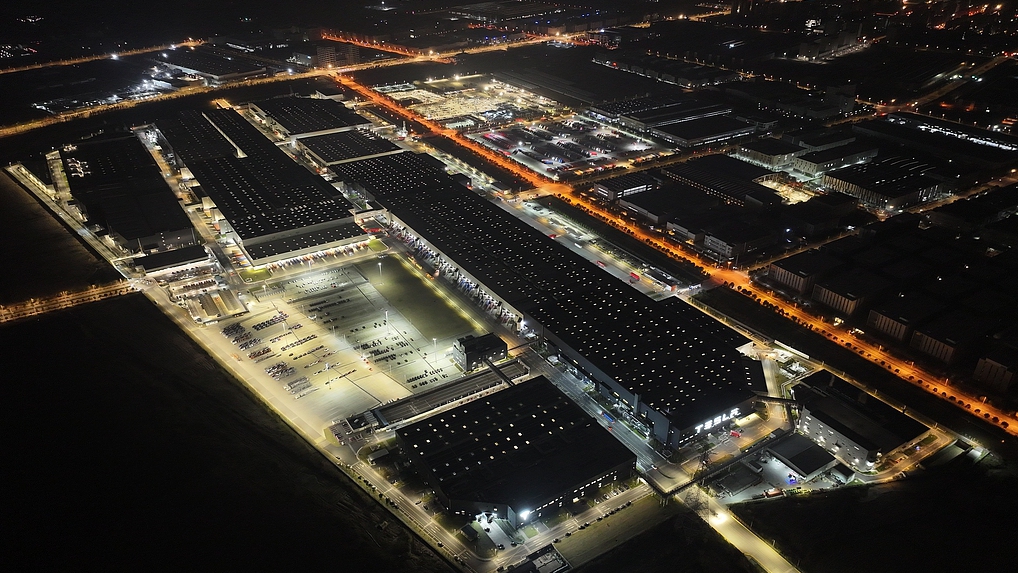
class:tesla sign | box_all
[695,408,740,434]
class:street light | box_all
[377,261,382,279]
[433,338,437,353]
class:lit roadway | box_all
[0,40,203,75]
[0,281,136,323]
[870,54,1014,113]
[0,34,569,138]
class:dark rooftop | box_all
[159,109,358,246]
[795,141,879,165]
[135,245,209,272]
[771,251,843,278]
[869,291,943,326]
[619,183,718,218]
[662,155,776,203]
[653,115,754,141]
[298,130,401,165]
[593,171,661,194]
[767,433,835,478]
[914,309,997,347]
[591,94,690,118]
[250,96,371,136]
[814,267,890,301]
[787,129,856,150]
[853,114,1018,166]
[825,156,941,199]
[397,376,635,510]
[156,46,265,78]
[243,222,366,261]
[624,101,730,127]
[739,138,804,157]
[60,135,192,240]
[820,235,872,257]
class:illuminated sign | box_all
[694,408,741,434]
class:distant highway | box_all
[0,40,203,75]
[871,54,1013,113]
[0,34,570,139]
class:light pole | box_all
[377,261,382,280]
[433,338,437,353]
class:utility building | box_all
[452,333,508,371]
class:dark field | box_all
[731,457,1018,573]
[575,508,757,573]
[0,172,121,305]
[2,294,451,572]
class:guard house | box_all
[453,333,507,371]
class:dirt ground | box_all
[2,294,452,572]
[0,172,120,304]
[556,495,680,567]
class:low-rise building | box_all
[973,343,1018,393]
[811,267,890,316]
[794,372,929,470]
[767,251,843,296]
[822,156,944,211]
[452,333,508,371]
[703,221,777,261]
[736,138,807,169]
[589,172,661,202]
[909,310,995,364]
[766,433,837,481]
[617,182,717,227]
[866,292,942,343]
[791,143,878,178]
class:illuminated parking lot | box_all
[213,255,485,430]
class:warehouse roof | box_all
[60,135,193,240]
[398,376,635,511]
[350,152,765,430]
[298,130,402,165]
[250,96,371,136]
[159,109,357,245]
[653,116,754,142]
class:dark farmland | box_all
[2,294,451,572]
